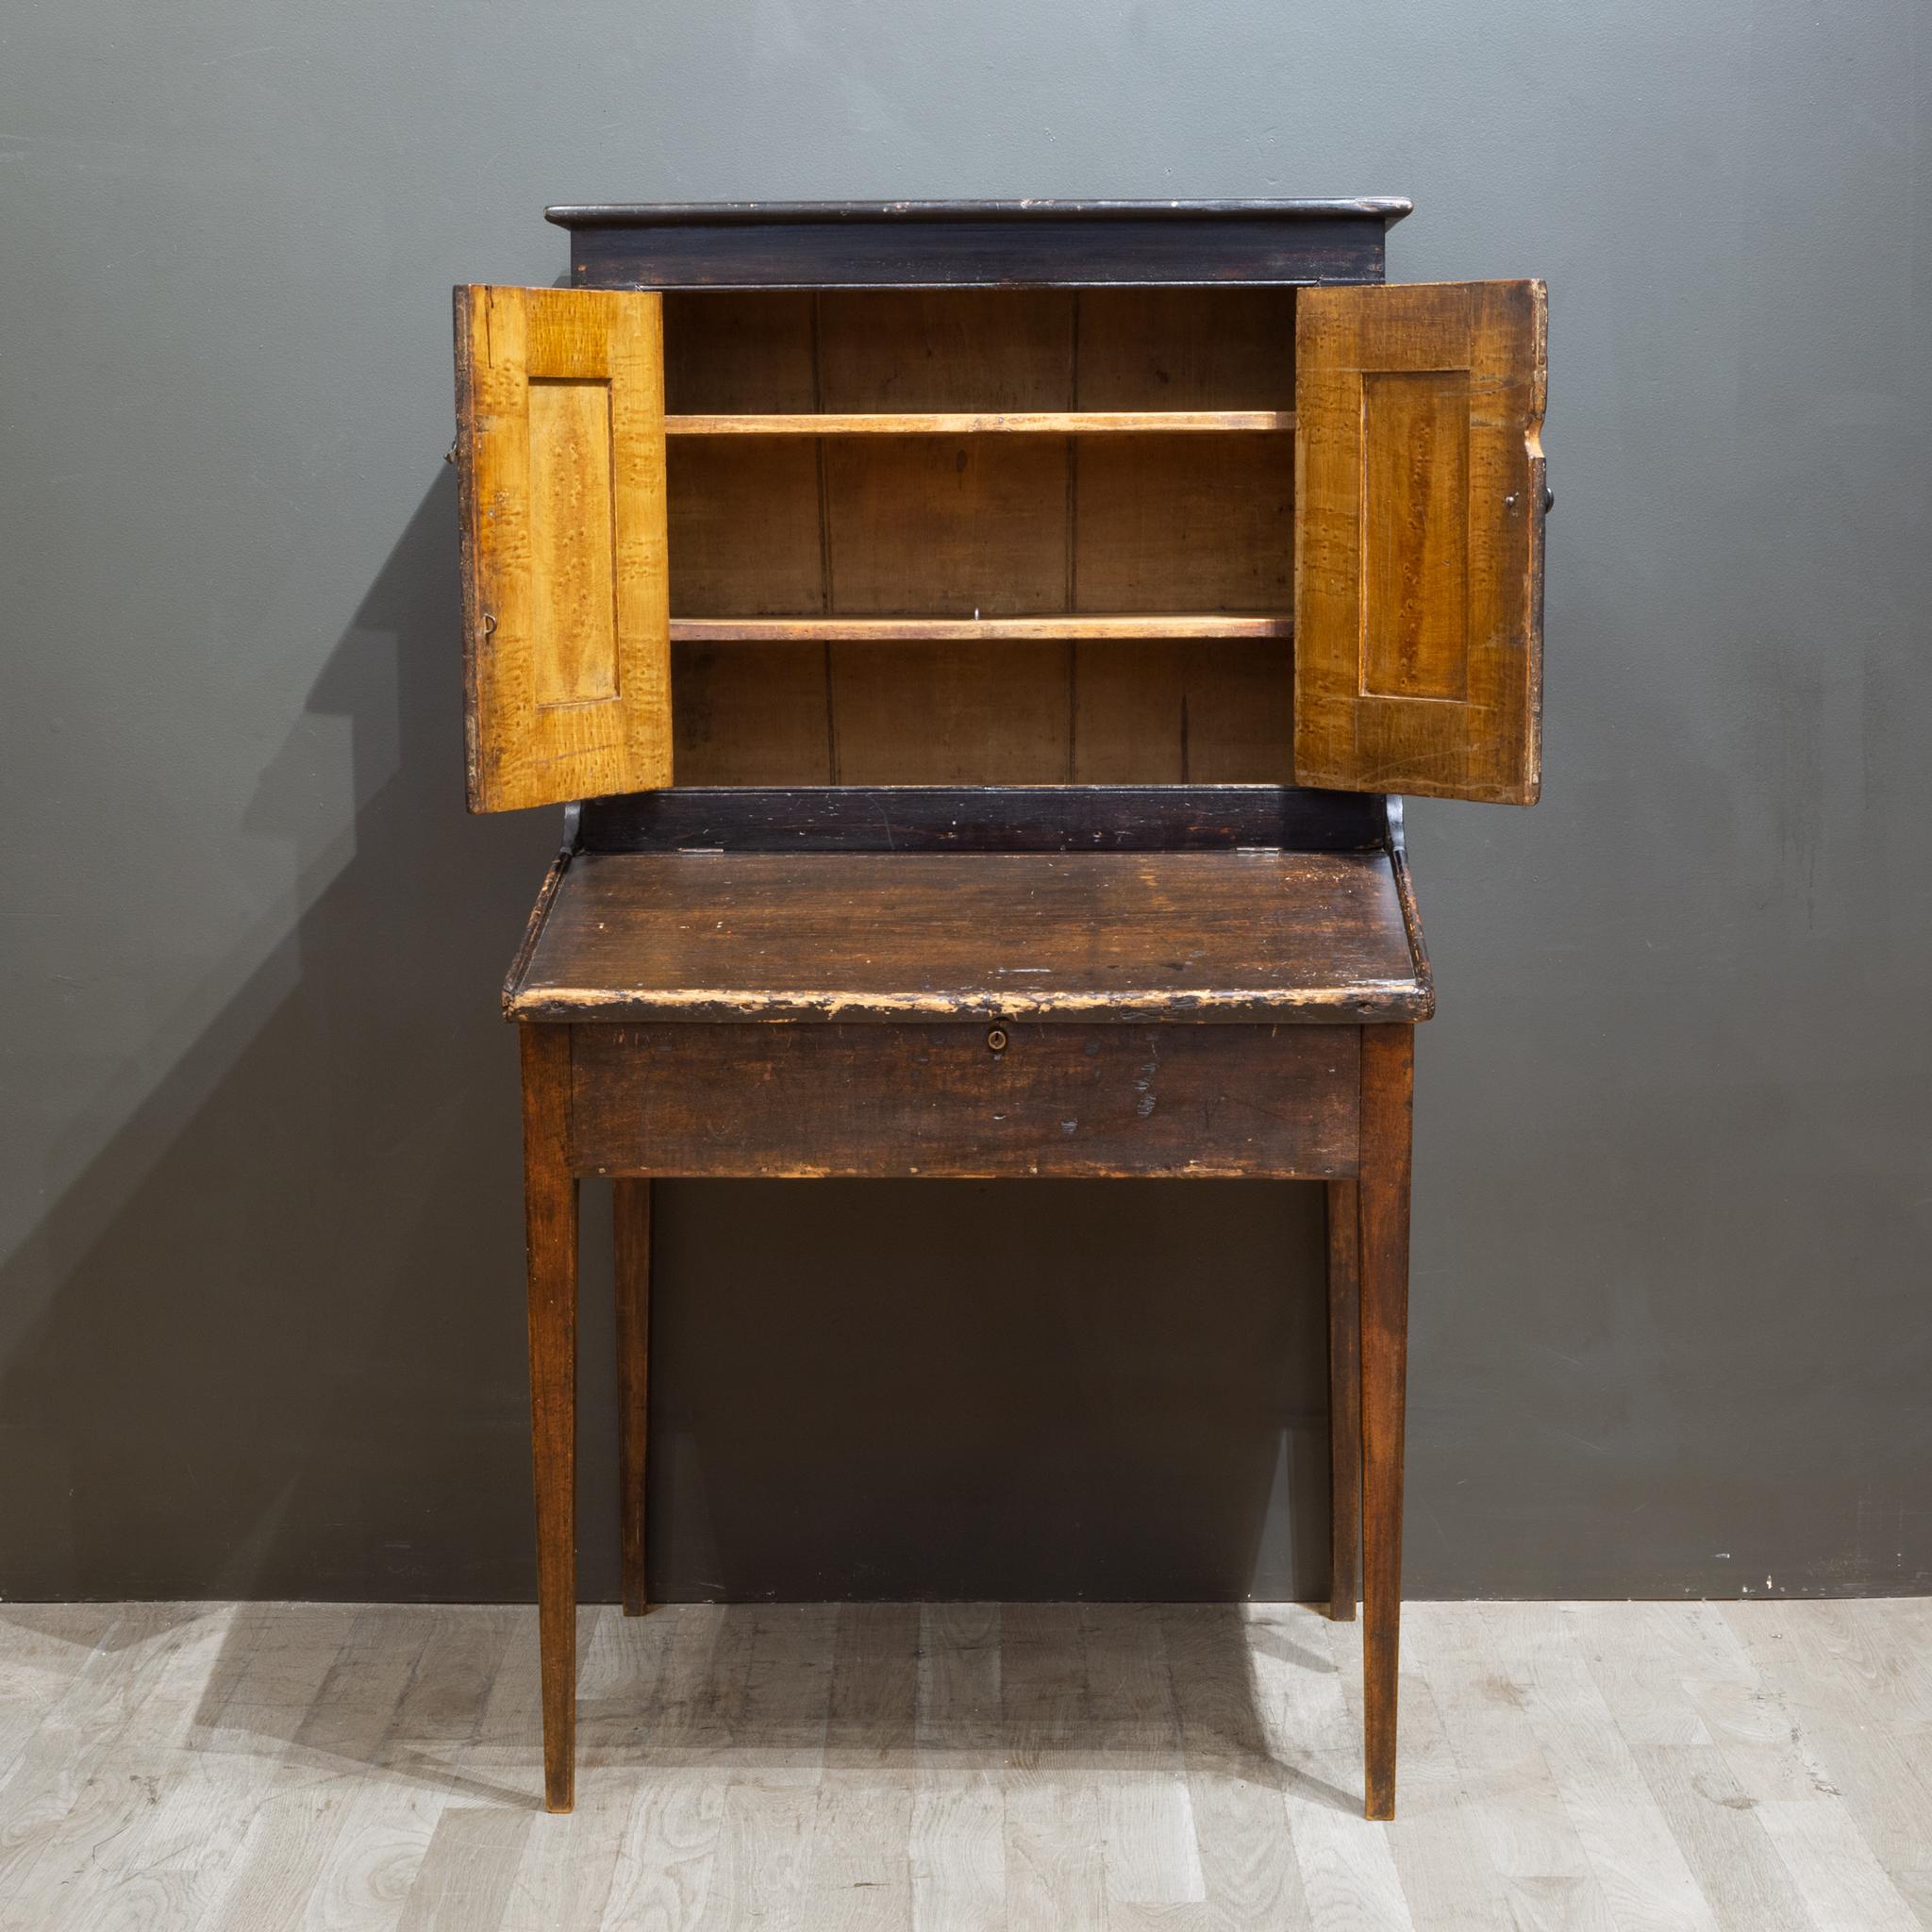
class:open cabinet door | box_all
[456,286,671,812]
[1294,280,1546,804]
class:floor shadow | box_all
[159,1601,1363,1818]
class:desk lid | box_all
[505,848,1431,1024]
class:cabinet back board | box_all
[662,288,1296,786]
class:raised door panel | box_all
[1294,279,1547,804]
[456,285,672,811]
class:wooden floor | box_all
[0,1600,1925,1930]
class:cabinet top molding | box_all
[553,200,1412,291]
[545,198,1413,227]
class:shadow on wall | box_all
[0,469,554,1602]
[0,467,1337,1609]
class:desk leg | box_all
[1358,1024,1413,1822]
[520,1023,578,1814]
[1325,1178,1361,1623]
[614,1179,652,1617]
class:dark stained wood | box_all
[613,1179,651,1618]
[505,850,1429,1025]
[501,828,579,1009]
[519,1023,578,1813]
[1357,1024,1414,1819]
[576,785,1387,855]
[1326,1176,1361,1624]
[570,1023,1360,1180]
[551,197,1415,225]
[1386,800,1436,1017]
[1295,280,1548,804]
[554,199,1409,291]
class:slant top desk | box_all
[451,198,1549,1819]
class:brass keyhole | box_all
[987,1026,1009,1054]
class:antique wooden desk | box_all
[453,200,1548,1820]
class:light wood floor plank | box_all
[910,1604,1004,1932]
[594,1604,745,1931]
[295,1606,517,1932]
[1001,1603,1109,1932]
[1482,1602,1724,1932]
[1757,1794,1925,1932]
[1161,1605,1313,1932]
[0,1600,1926,1930]
[1722,1601,1932,1928]
[1327,1614,1510,1931]
[501,1606,650,1932]
[1085,1603,1206,1908]
[0,1604,243,1924]
[206,1606,441,1932]
[0,1607,120,1783]
[802,1604,919,1930]
[1405,1602,1620,1932]
[84,1603,364,1932]
[1566,1603,1817,1932]
[1256,1602,1417,1930]
[713,1604,837,1932]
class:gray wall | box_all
[3,1,1927,1605]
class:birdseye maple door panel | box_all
[1293,279,1547,804]
[455,285,673,811]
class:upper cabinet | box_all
[1293,280,1548,805]
[455,209,1546,809]
[456,286,673,812]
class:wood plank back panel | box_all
[656,290,1301,786]
[1074,433,1291,614]
[457,285,673,811]
[823,437,1072,616]
[1072,638,1291,782]
[1074,288,1292,408]
[1294,279,1547,804]
[661,292,832,782]
[569,1022,1362,1179]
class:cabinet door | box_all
[1293,280,1546,804]
[455,286,671,812]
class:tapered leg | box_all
[521,1023,578,1814]
[1357,1025,1413,1821]
[1325,1177,1361,1623]
[614,1179,652,1617]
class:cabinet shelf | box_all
[670,614,1293,643]
[664,409,1293,437]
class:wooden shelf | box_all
[664,409,1293,437]
[670,614,1292,643]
